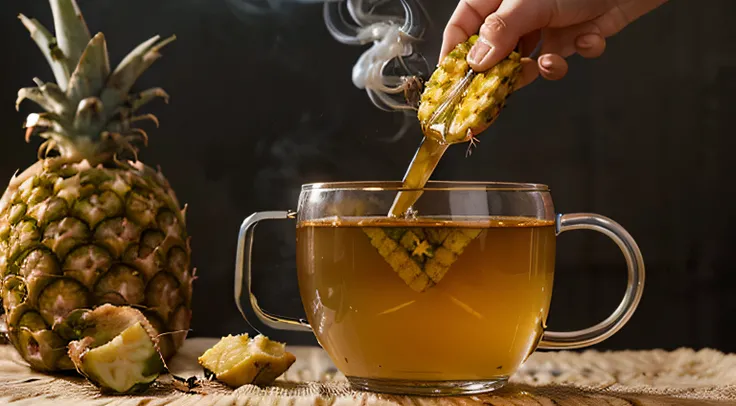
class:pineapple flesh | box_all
[388,35,522,217]
[67,304,166,394]
[0,0,193,373]
[417,35,522,144]
[198,334,296,388]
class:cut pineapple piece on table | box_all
[198,333,296,388]
[67,304,166,394]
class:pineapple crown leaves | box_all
[16,0,175,164]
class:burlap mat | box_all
[1,339,735,405]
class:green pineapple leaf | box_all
[129,88,171,113]
[18,14,71,91]
[49,0,91,74]
[100,35,176,120]
[67,33,111,109]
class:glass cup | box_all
[235,181,644,396]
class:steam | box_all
[226,0,429,114]
[225,0,337,15]
[323,0,429,112]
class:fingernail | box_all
[468,38,492,65]
[576,34,599,49]
[539,55,554,69]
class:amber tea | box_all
[237,180,645,395]
[296,216,556,381]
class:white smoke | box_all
[225,0,430,115]
[323,0,430,112]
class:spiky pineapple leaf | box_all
[67,33,111,108]
[15,2,175,163]
[100,36,176,120]
[18,14,71,90]
[74,97,105,133]
[23,80,72,116]
[49,0,91,74]
[17,87,62,116]
[129,88,170,113]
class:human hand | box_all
[440,0,668,88]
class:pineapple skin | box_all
[0,160,193,371]
[0,0,193,373]
[417,35,522,144]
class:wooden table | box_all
[1,339,735,405]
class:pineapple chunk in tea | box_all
[296,216,556,381]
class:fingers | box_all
[575,34,606,58]
[594,0,669,37]
[540,21,596,58]
[518,30,541,57]
[538,53,568,80]
[514,57,540,90]
[512,21,605,90]
[512,31,542,90]
[513,53,569,90]
[467,0,551,71]
[440,0,502,61]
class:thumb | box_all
[467,0,548,71]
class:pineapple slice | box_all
[66,304,165,394]
[387,36,522,216]
[363,227,482,292]
[198,334,296,388]
[417,35,522,144]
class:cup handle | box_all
[538,213,645,349]
[234,210,312,332]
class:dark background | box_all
[1,0,735,352]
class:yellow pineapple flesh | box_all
[66,304,166,394]
[388,36,522,217]
[418,35,522,144]
[198,334,296,388]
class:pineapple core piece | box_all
[198,334,296,387]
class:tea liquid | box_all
[296,217,556,381]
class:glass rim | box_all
[301,180,550,192]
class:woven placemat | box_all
[1,339,735,405]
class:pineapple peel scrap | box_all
[417,35,522,145]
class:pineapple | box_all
[363,227,482,292]
[417,35,521,145]
[387,36,521,216]
[67,304,166,394]
[0,0,193,372]
[198,333,296,388]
